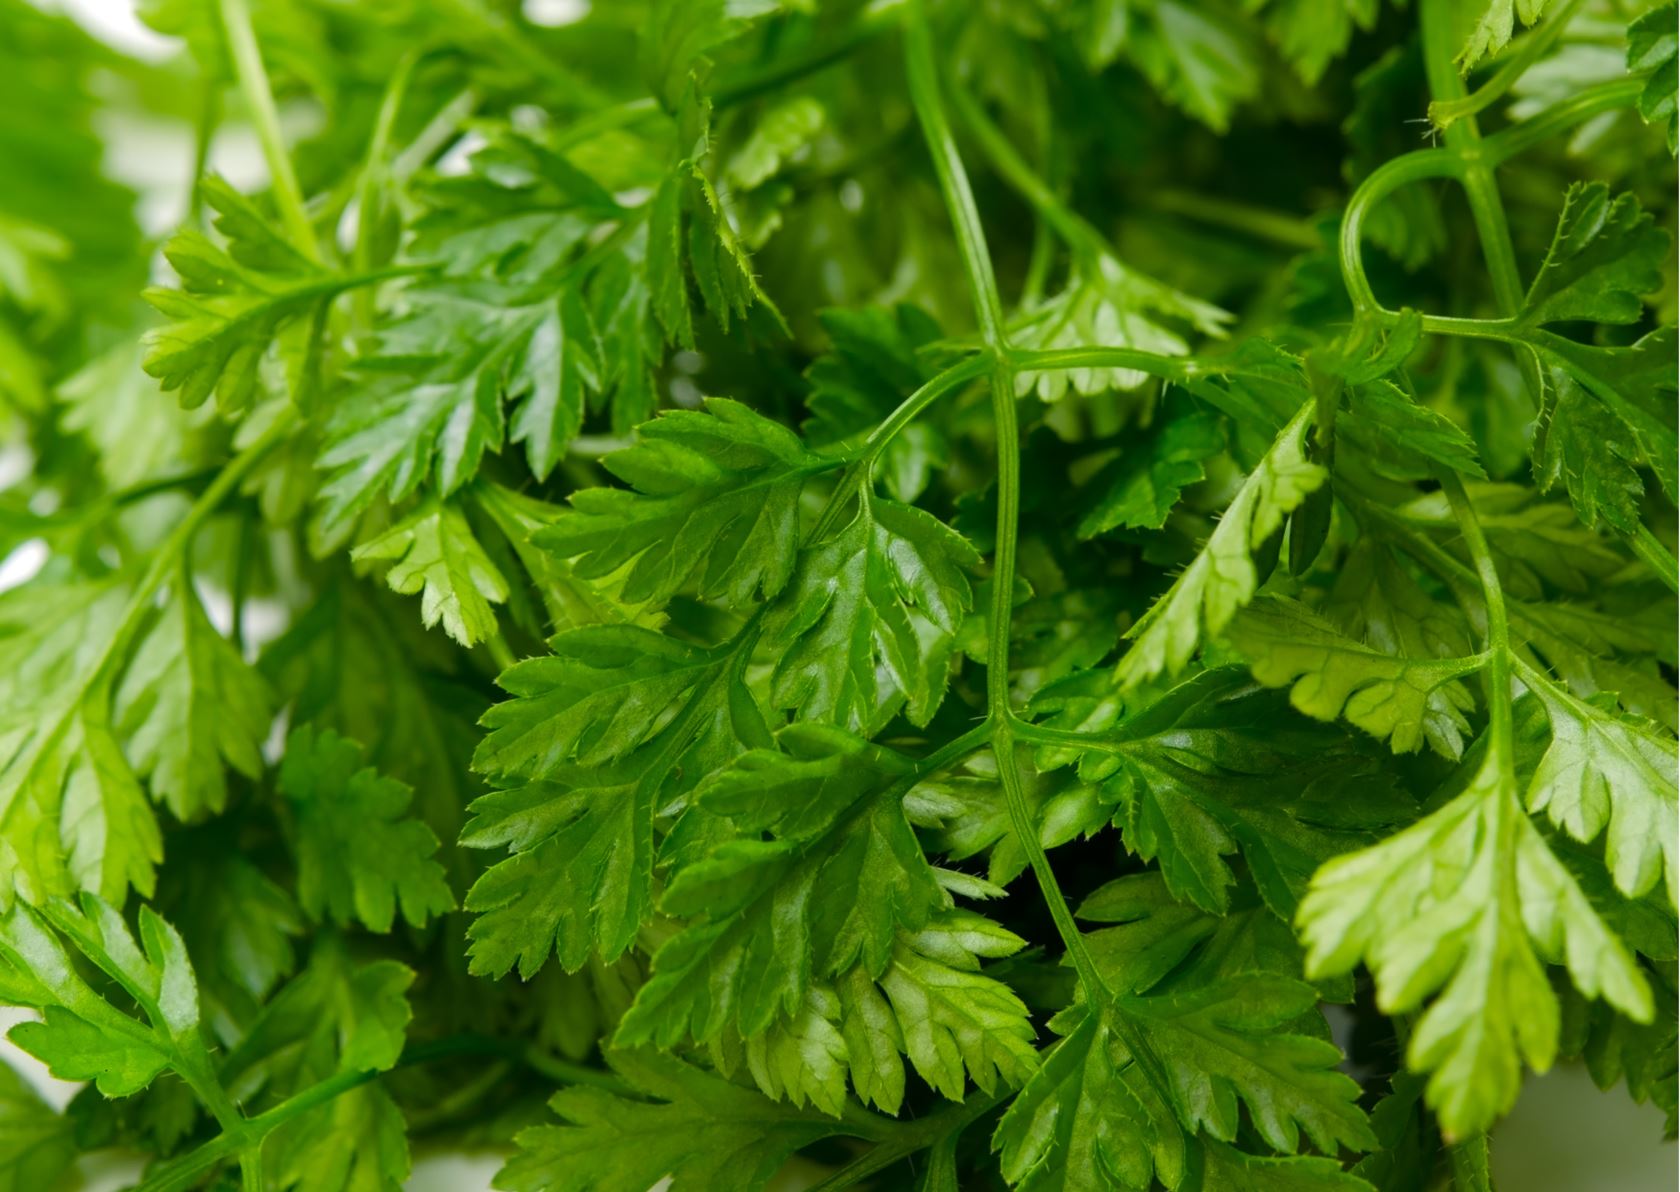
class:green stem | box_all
[352,51,420,330]
[1428,0,1585,131]
[1438,470,1514,756]
[1340,149,1460,315]
[805,1087,1008,1191]
[949,76,1104,266]
[216,0,316,259]
[1628,524,1680,595]
[904,18,1006,346]
[714,6,895,109]
[552,7,893,153]
[1147,189,1323,251]
[135,1034,638,1192]
[1008,345,1206,381]
[852,354,991,463]
[904,0,1107,1001]
[188,81,218,225]
[1421,0,1528,317]
[1480,76,1643,164]
[485,632,517,673]
[0,412,298,854]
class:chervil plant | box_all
[1,0,1674,1188]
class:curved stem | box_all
[216,0,316,259]
[1340,149,1460,315]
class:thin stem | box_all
[1438,470,1514,756]
[903,9,1006,348]
[1340,149,1460,315]
[854,354,991,463]
[216,0,316,259]
[1428,0,1585,131]
[352,51,420,329]
[188,81,218,225]
[1009,345,1205,381]
[1481,77,1643,164]
[950,76,1101,265]
[1147,189,1323,251]
[904,0,1107,1000]
[1421,0,1528,316]
[804,1087,1008,1192]
[485,632,517,673]
[714,7,894,109]
[1628,524,1680,595]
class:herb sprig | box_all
[2,0,1674,1188]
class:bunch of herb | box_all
[0,0,1674,1188]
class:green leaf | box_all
[466,626,749,976]
[56,339,204,488]
[473,482,665,635]
[1629,3,1678,153]
[276,726,454,932]
[0,894,199,1097]
[1458,0,1560,71]
[222,938,416,1189]
[726,96,826,191]
[1250,0,1380,84]
[351,500,510,647]
[995,981,1372,1192]
[1125,1,1262,132]
[865,916,1039,1102]
[1339,380,1485,480]
[539,398,833,609]
[1077,404,1225,537]
[647,152,787,350]
[162,849,302,1020]
[617,724,949,1042]
[1116,401,1326,687]
[766,491,979,734]
[142,178,344,412]
[1509,185,1677,501]
[226,938,415,1083]
[1525,680,1678,905]
[1533,364,1648,534]
[1518,183,1668,329]
[1014,253,1229,401]
[0,581,160,907]
[1030,667,1409,916]
[497,1049,850,1192]
[114,577,272,821]
[1228,596,1481,756]
[1298,740,1653,1138]
[314,364,507,553]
